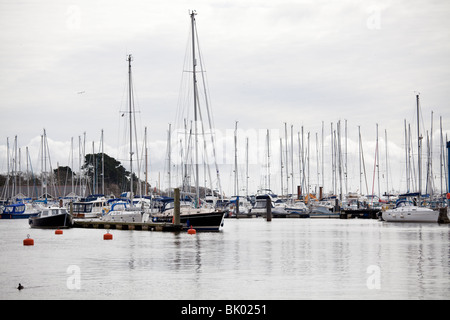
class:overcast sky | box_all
[1,0,449,197]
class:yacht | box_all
[285,200,309,218]
[72,194,109,218]
[227,196,253,218]
[381,197,439,223]
[101,201,147,223]
[151,198,226,231]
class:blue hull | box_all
[0,213,39,219]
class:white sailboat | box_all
[151,11,226,231]
[382,196,438,222]
[382,95,439,223]
[101,54,147,224]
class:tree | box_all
[53,166,75,185]
[82,153,130,195]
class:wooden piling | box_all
[174,188,181,225]
[266,198,272,221]
[438,207,450,224]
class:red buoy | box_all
[104,232,113,240]
[187,226,196,235]
[23,235,34,246]
[55,229,63,235]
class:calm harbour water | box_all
[1,218,449,300]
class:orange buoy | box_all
[187,226,196,235]
[103,232,113,240]
[55,229,63,235]
[23,234,34,246]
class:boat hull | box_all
[342,209,380,219]
[1,212,39,219]
[29,213,73,229]
[382,208,439,223]
[153,211,226,231]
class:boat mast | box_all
[417,94,422,199]
[234,121,238,196]
[145,126,148,196]
[190,10,200,206]
[127,54,134,203]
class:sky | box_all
[1,0,449,197]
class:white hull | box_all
[101,209,147,223]
[382,207,439,223]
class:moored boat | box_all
[72,194,110,218]
[28,206,73,229]
[0,203,41,219]
[101,201,147,223]
[381,198,439,223]
[150,198,226,231]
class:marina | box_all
[1,2,450,302]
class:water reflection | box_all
[0,219,449,299]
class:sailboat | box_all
[382,95,439,223]
[101,54,147,224]
[151,11,226,231]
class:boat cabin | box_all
[40,207,68,217]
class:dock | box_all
[73,219,183,232]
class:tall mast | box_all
[145,126,148,196]
[385,129,389,200]
[190,10,199,206]
[127,54,134,203]
[417,94,422,198]
[101,129,104,195]
[234,121,238,196]
[280,138,283,197]
[246,137,249,197]
[267,129,270,190]
[284,123,288,196]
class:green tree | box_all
[83,153,130,195]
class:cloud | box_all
[1,0,449,196]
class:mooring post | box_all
[266,197,272,221]
[174,188,181,225]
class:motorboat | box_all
[251,194,274,217]
[227,196,253,218]
[101,202,147,223]
[285,200,309,218]
[29,206,73,228]
[1,203,41,219]
[72,194,110,218]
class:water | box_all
[1,218,449,300]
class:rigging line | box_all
[359,130,369,195]
[371,138,378,204]
[195,25,217,133]
[131,73,144,197]
[195,25,222,196]
[175,29,194,130]
[195,90,214,193]
[27,147,39,199]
